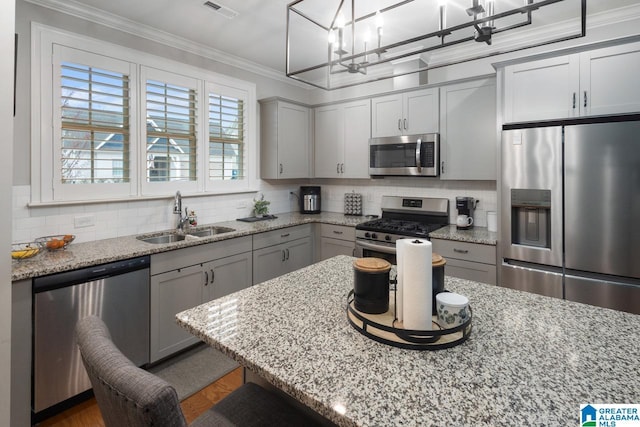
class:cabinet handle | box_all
[352,248,356,256]
[337,163,340,173]
[453,248,469,254]
[340,163,344,173]
[398,119,402,131]
[279,163,283,174]
[204,271,209,285]
[333,230,343,235]
[572,92,576,109]
[441,161,445,174]
[281,233,290,238]
[282,250,286,262]
[403,118,407,130]
[211,269,215,284]
[583,91,587,108]
[286,248,290,260]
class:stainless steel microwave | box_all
[369,133,440,177]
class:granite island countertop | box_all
[177,255,640,427]
[11,212,494,281]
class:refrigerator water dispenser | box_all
[511,189,551,249]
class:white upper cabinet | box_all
[503,41,640,123]
[579,42,640,117]
[503,55,579,122]
[315,100,371,179]
[260,99,311,179]
[371,88,439,137]
[439,78,497,180]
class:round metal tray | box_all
[346,290,472,350]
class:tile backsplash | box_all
[12,179,496,243]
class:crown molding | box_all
[23,0,311,90]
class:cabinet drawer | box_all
[320,224,355,241]
[431,238,496,265]
[253,224,312,250]
[151,236,252,275]
[444,258,497,285]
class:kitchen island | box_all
[177,255,640,426]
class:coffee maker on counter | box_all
[456,197,478,230]
[300,186,321,214]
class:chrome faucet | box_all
[174,191,182,214]
[174,191,189,231]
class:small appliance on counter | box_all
[300,186,321,214]
[455,197,478,230]
[344,192,363,216]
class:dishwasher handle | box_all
[33,256,150,293]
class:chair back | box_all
[75,316,188,427]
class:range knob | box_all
[364,232,371,238]
[385,235,392,241]
[371,233,378,239]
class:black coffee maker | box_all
[456,197,478,230]
[300,186,321,214]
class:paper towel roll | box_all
[400,238,433,331]
[396,239,406,321]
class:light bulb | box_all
[328,30,336,44]
[375,11,383,29]
[438,0,448,6]
[336,13,346,28]
[363,29,371,44]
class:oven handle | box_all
[356,240,397,254]
[415,138,422,173]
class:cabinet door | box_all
[371,94,403,137]
[252,243,285,285]
[150,264,204,363]
[580,42,640,116]
[278,102,310,179]
[314,105,343,178]
[204,252,253,301]
[504,55,579,122]
[440,78,497,180]
[404,88,439,135]
[320,237,355,261]
[342,100,371,178]
[284,237,313,275]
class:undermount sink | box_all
[188,226,236,237]
[137,226,236,244]
[137,233,186,244]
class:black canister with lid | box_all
[353,258,391,314]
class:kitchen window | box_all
[205,83,248,192]
[32,25,256,204]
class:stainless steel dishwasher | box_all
[33,255,150,419]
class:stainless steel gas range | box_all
[355,196,449,264]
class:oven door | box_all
[355,240,397,265]
[369,134,439,177]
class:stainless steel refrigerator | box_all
[501,117,640,314]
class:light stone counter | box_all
[11,212,369,281]
[430,224,497,245]
[177,255,640,427]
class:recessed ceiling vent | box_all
[203,1,239,19]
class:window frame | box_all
[204,82,251,193]
[32,23,257,204]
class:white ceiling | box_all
[27,0,640,82]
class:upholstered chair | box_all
[75,315,322,427]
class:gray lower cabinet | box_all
[431,238,497,285]
[150,236,252,363]
[252,224,313,285]
[319,224,355,261]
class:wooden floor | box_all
[36,367,244,427]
